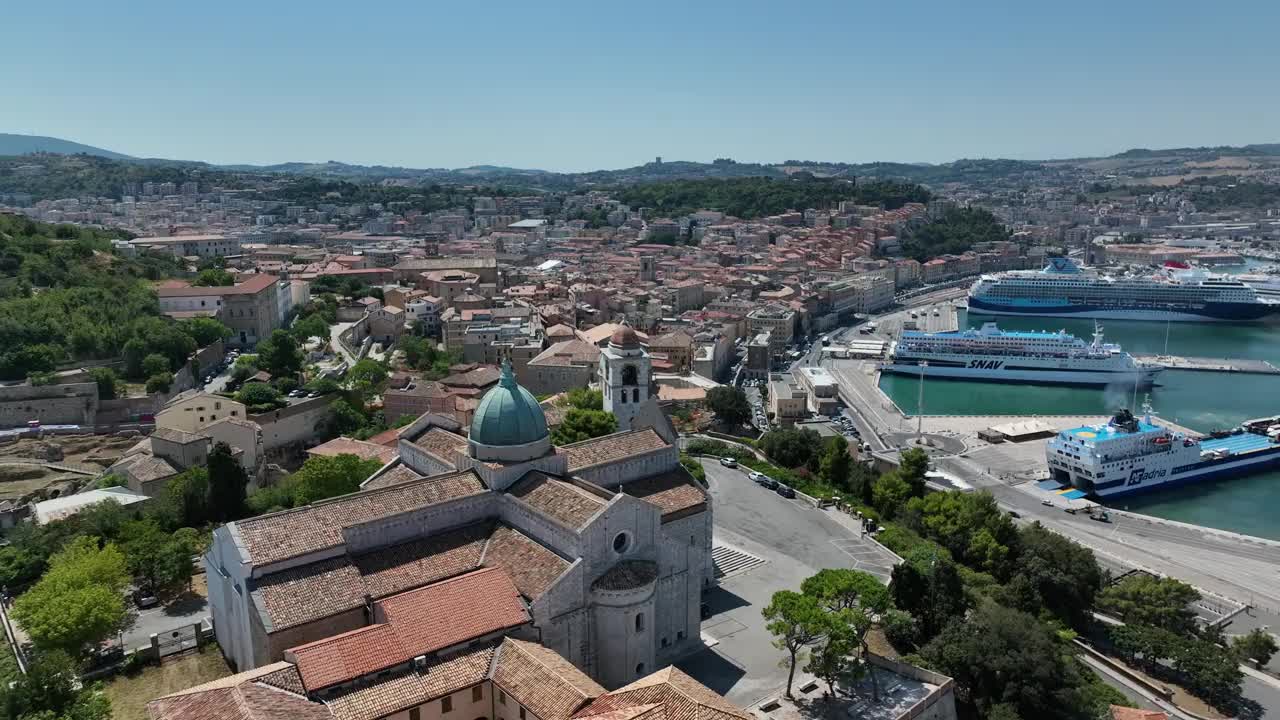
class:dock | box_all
[1136,355,1280,375]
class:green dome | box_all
[470,362,549,447]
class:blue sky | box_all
[2,0,1276,171]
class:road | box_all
[935,453,1280,614]
[679,459,900,707]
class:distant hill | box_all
[0,133,133,160]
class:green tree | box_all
[801,568,891,615]
[921,602,1085,720]
[1007,523,1101,629]
[706,386,751,426]
[181,317,232,347]
[206,441,248,523]
[144,371,173,394]
[290,313,330,343]
[819,436,853,488]
[11,537,129,656]
[0,650,113,720]
[805,610,859,697]
[327,398,369,436]
[902,207,1010,262]
[120,520,193,596]
[285,454,383,506]
[801,568,890,699]
[898,447,930,496]
[157,468,211,529]
[872,472,912,520]
[551,408,618,445]
[256,329,303,378]
[87,367,119,400]
[346,358,389,402]
[1232,629,1279,667]
[905,491,1017,577]
[236,382,283,411]
[1097,574,1200,635]
[759,428,823,468]
[193,268,234,286]
[762,590,829,699]
[561,387,604,411]
[890,547,967,642]
[142,353,171,377]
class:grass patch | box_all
[103,646,230,720]
[685,438,840,499]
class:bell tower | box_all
[600,321,650,432]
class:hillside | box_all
[2,134,1279,195]
[0,133,132,160]
[0,214,201,380]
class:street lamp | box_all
[916,360,927,444]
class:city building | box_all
[204,362,710,693]
[746,304,796,359]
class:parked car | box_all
[133,589,160,609]
[775,484,796,499]
[719,457,737,468]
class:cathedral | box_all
[206,325,714,692]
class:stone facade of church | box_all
[206,330,712,690]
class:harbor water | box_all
[878,308,1280,539]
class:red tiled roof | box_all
[376,568,529,656]
[561,428,669,472]
[290,624,409,691]
[236,471,488,566]
[306,437,397,465]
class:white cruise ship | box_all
[968,257,1279,322]
[1046,407,1280,498]
[882,322,1162,387]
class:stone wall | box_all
[0,383,98,427]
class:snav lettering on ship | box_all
[967,360,1004,370]
[1126,467,1167,486]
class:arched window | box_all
[621,364,638,386]
[635,613,645,632]
[636,663,646,676]
[632,388,639,402]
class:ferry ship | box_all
[881,322,1162,387]
[968,257,1279,322]
[1046,407,1280,499]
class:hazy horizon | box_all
[4,0,1278,172]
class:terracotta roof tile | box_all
[236,471,487,565]
[353,522,491,599]
[306,437,397,465]
[256,558,366,631]
[506,472,606,530]
[561,429,668,472]
[147,663,330,720]
[290,624,409,691]
[412,427,469,464]
[254,665,307,696]
[376,568,529,656]
[621,469,707,520]
[493,638,604,720]
[325,643,498,720]
[575,667,751,720]
[360,462,426,490]
[482,525,571,600]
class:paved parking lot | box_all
[678,459,901,707]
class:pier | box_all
[1136,354,1280,375]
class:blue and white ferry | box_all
[969,258,1279,322]
[883,322,1162,387]
[1046,407,1280,498]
